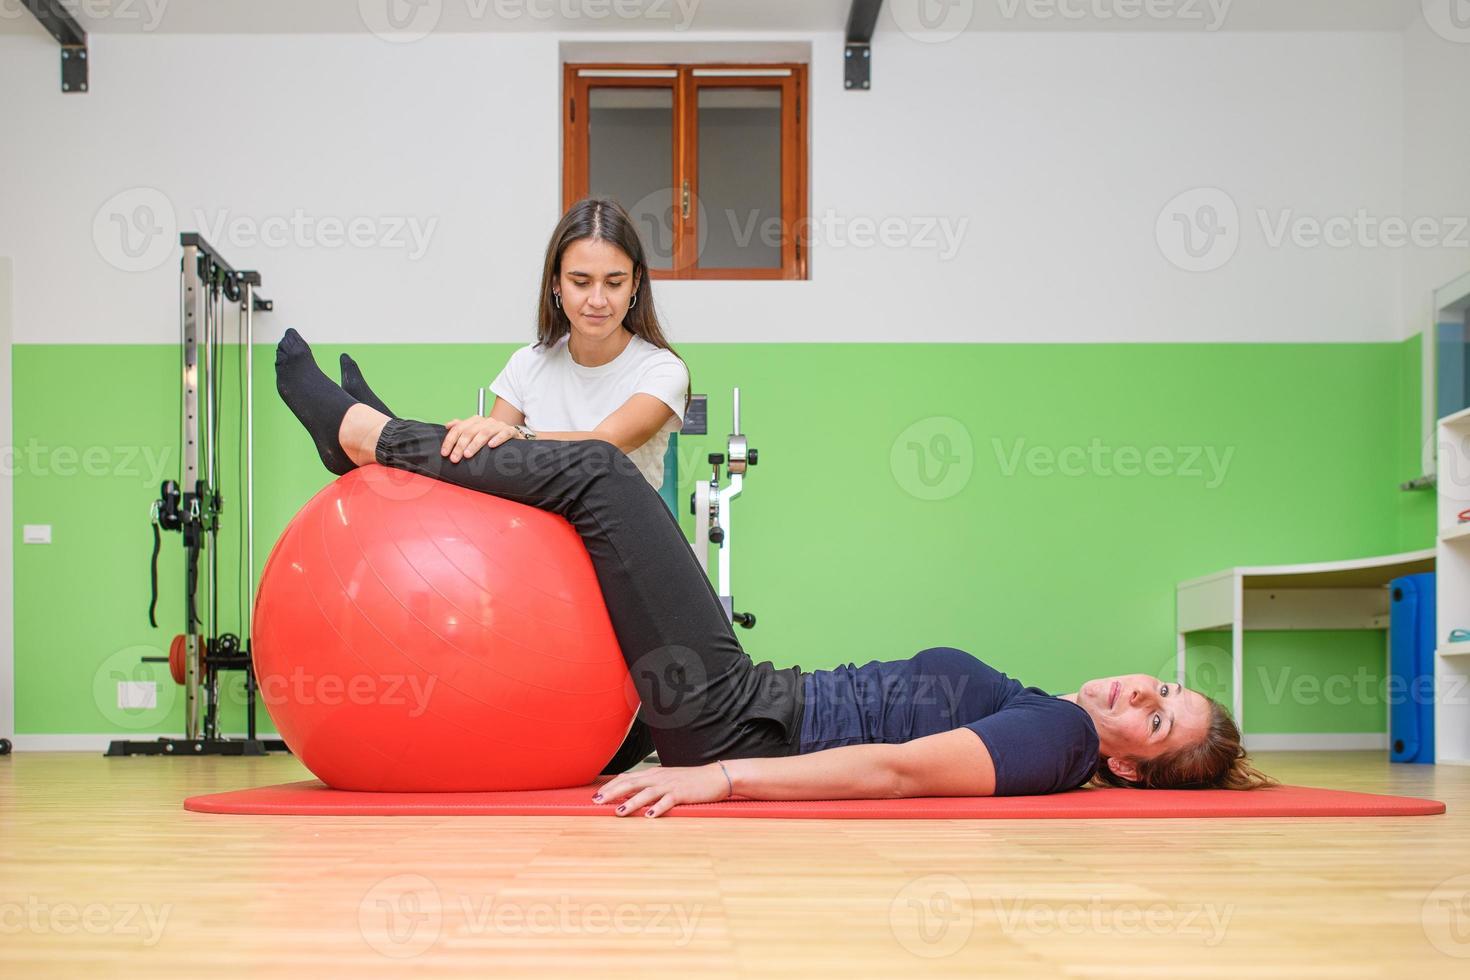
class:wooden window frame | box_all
[562,62,809,281]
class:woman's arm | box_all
[728,742,907,801]
[444,393,678,460]
[725,728,995,800]
[594,727,997,817]
[488,397,525,427]
[534,393,678,455]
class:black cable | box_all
[211,277,224,734]
[237,297,246,645]
[210,279,222,662]
[148,521,161,628]
[187,534,200,630]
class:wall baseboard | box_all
[1244,732,1387,751]
[8,734,275,752]
[4,735,662,769]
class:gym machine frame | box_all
[107,234,287,757]
[692,388,759,629]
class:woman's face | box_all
[556,238,639,342]
[1074,673,1212,775]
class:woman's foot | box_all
[275,328,371,475]
[339,353,397,418]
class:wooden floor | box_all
[1,750,1468,978]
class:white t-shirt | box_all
[488,333,689,489]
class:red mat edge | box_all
[183,779,1447,819]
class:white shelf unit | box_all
[1440,523,1470,543]
[1436,407,1470,764]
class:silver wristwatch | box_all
[514,424,537,441]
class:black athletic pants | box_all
[373,420,805,769]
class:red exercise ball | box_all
[251,464,635,792]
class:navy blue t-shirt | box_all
[797,647,1099,796]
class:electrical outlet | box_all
[22,525,51,544]
[117,682,156,710]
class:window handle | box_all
[681,180,690,220]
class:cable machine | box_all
[692,388,760,630]
[107,234,287,757]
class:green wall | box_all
[10,339,1434,737]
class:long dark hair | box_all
[534,198,689,412]
[1091,696,1277,790]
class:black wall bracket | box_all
[844,44,871,91]
[845,0,882,91]
[21,0,89,93]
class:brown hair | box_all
[534,197,689,412]
[1091,696,1277,791]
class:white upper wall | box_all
[0,0,1426,35]
[0,18,1427,344]
[1401,12,1470,340]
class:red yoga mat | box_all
[184,777,1445,819]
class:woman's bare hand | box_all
[592,763,733,818]
[440,415,521,461]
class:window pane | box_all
[697,87,782,269]
[588,87,675,269]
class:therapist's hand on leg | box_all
[441,415,524,462]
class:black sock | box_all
[339,353,397,418]
[274,328,361,476]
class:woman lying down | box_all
[274,327,1276,817]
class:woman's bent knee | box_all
[569,439,646,486]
